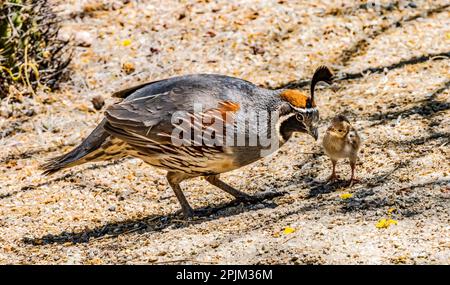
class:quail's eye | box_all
[296,113,305,121]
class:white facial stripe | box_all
[278,113,296,124]
[292,107,318,113]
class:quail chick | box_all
[322,115,361,186]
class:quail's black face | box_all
[296,109,319,140]
[279,108,319,142]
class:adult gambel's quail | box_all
[322,114,361,186]
[42,66,333,217]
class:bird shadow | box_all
[291,164,363,198]
[291,158,410,210]
[307,179,350,197]
[282,158,448,220]
[22,190,285,246]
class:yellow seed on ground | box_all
[283,227,296,235]
[376,219,398,229]
[340,193,353,199]
[122,39,132,46]
[387,208,396,214]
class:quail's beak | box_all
[310,127,319,141]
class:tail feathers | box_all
[41,119,110,175]
[41,152,82,176]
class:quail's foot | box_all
[176,208,210,219]
[234,193,261,204]
[205,175,259,204]
[180,205,195,218]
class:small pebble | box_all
[91,95,105,110]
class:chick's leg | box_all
[327,160,338,182]
[349,160,361,186]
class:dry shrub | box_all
[0,0,71,99]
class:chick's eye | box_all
[296,113,304,121]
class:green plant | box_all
[0,0,71,99]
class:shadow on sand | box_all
[22,190,285,245]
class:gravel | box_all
[0,0,449,264]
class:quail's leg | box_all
[349,160,360,187]
[327,160,338,182]
[166,172,194,218]
[205,175,254,202]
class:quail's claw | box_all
[235,194,260,204]
[182,207,195,219]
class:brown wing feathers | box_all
[104,99,240,149]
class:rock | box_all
[122,62,135,74]
[91,95,105,110]
[75,31,94,47]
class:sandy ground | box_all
[0,0,449,264]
